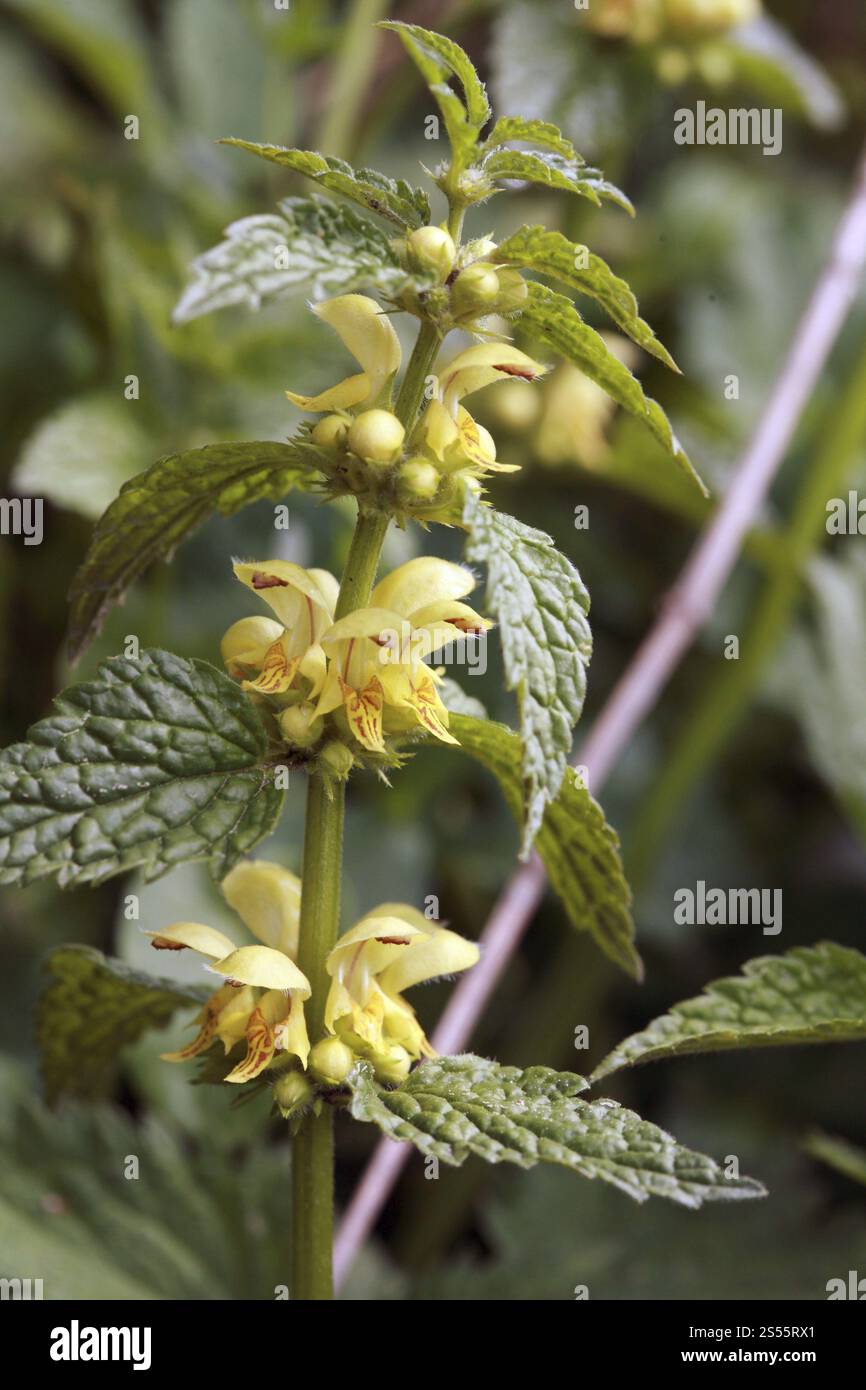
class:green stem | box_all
[394,320,443,434]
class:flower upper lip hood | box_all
[325,901,480,1064]
[313,557,491,751]
[228,559,339,698]
[285,294,402,413]
[146,860,311,1081]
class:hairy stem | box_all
[393,320,443,434]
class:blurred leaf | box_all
[219,141,430,229]
[771,551,866,839]
[38,945,205,1105]
[348,1054,764,1207]
[0,649,283,888]
[804,1132,866,1187]
[439,677,486,721]
[0,1059,291,1299]
[167,0,267,142]
[495,225,677,369]
[520,283,704,491]
[380,22,490,174]
[173,195,414,324]
[724,16,845,131]
[11,393,152,520]
[463,495,591,854]
[593,944,866,1081]
[68,441,316,660]
[447,713,639,979]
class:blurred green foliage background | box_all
[2,0,866,1300]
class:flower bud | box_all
[318,739,355,781]
[396,458,441,502]
[273,1069,315,1118]
[372,1044,412,1085]
[347,409,405,464]
[220,616,283,676]
[451,263,501,317]
[311,414,349,449]
[309,1037,355,1087]
[407,225,456,281]
[493,267,528,314]
[278,704,320,750]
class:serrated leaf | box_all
[520,282,706,493]
[381,21,490,172]
[592,943,866,1082]
[479,148,633,214]
[173,195,416,324]
[0,649,284,889]
[495,225,677,370]
[348,1054,764,1207]
[68,440,315,661]
[218,141,430,229]
[447,713,639,980]
[482,116,581,160]
[463,494,591,854]
[38,945,206,1105]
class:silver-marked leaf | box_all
[38,945,206,1105]
[592,943,866,1082]
[0,649,283,889]
[348,1054,765,1208]
[381,21,490,172]
[218,141,430,229]
[463,494,591,854]
[520,282,706,493]
[495,225,677,370]
[173,195,415,324]
[68,440,316,662]
[447,714,639,980]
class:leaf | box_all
[479,148,633,214]
[447,713,639,980]
[462,494,592,854]
[38,946,206,1105]
[348,1054,765,1208]
[173,195,414,324]
[495,225,677,370]
[380,21,490,171]
[591,943,866,1082]
[519,282,706,493]
[0,1057,291,1299]
[10,393,153,521]
[482,116,581,160]
[68,440,315,662]
[218,141,430,229]
[0,649,284,889]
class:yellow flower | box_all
[314,557,490,752]
[413,342,547,477]
[325,903,479,1069]
[146,860,311,1083]
[285,294,401,414]
[224,560,339,699]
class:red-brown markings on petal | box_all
[375,936,412,946]
[150,938,187,951]
[251,572,289,589]
[494,364,537,380]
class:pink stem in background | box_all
[334,142,866,1293]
